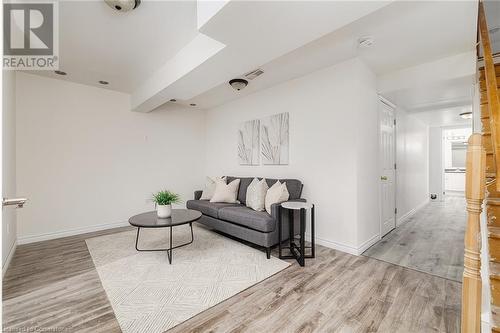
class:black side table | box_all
[278,202,315,266]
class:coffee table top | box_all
[129,209,202,228]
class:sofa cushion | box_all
[226,177,253,204]
[186,200,241,219]
[246,178,268,211]
[210,178,240,203]
[200,176,226,200]
[265,179,302,199]
[218,206,275,232]
[265,180,290,214]
[226,176,303,202]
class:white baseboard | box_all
[2,240,17,277]
[481,312,491,333]
[17,221,129,245]
[397,199,429,227]
[306,233,380,256]
[357,233,381,254]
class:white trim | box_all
[306,233,380,256]
[356,233,381,254]
[396,199,429,227]
[481,312,491,333]
[2,240,17,277]
[378,95,396,109]
[17,221,129,245]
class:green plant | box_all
[152,190,181,206]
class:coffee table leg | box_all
[135,227,141,251]
[134,223,195,265]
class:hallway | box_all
[363,195,465,282]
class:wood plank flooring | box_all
[363,195,465,282]
[3,225,461,332]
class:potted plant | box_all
[152,190,181,218]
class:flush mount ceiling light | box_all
[229,78,248,91]
[98,80,109,85]
[104,0,140,12]
[358,36,375,48]
[460,112,473,119]
[54,70,67,75]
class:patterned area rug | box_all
[85,224,290,333]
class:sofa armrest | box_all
[270,198,306,220]
[194,190,203,200]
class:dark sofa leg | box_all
[266,247,271,259]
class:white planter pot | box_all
[157,204,172,218]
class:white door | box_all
[379,99,396,237]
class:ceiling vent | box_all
[358,36,375,48]
[244,68,264,80]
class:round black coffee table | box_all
[128,209,202,264]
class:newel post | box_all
[461,134,485,333]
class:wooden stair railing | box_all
[462,134,485,333]
[478,1,500,186]
[467,1,500,332]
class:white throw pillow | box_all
[246,178,269,212]
[210,179,241,203]
[265,181,290,214]
[200,176,226,200]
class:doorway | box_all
[379,97,396,237]
[442,127,472,198]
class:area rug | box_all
[85,224,290,333]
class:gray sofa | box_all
[186,176,305,258]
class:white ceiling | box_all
[187,0,477,109]
[133,0,391,111]
[28,0,199,92]
[410,106,472,128]
[24,0,478,119]
[382,76,474,112]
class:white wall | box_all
[355,65,380,248]
[395,107,429,223]
[203,58,380,254]
[16,73,206,243]
[3,71,17,271]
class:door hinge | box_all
[394,119,396,126]
[394,163,397,170]
[395,208,397,215]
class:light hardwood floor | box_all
[3,226,461,332]
[363,195,465,282]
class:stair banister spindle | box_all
[462,134,486,333]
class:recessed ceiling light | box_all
[98,80,109,85]
[358,36,375,48]
[190,103,196,107]
[169,99,177,102]
[460,112,472,119]
[54,70,66,75]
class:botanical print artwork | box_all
[261,112,289,165]
[238,119,260,165]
